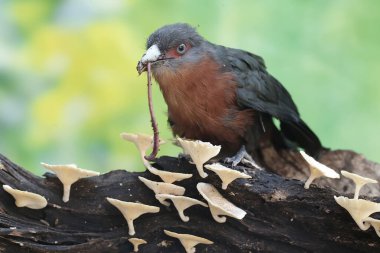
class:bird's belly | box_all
[155,55,255,154]
[168,102,255,155]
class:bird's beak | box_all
[136,44,163,75]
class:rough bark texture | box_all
[0,149,379,253]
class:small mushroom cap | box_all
[156,194,208,222]
[138,176,185,206]
[205,163,252,190]
[334,196,380,230]
[300,151,339,189]
[164,230,213,253]
[128,238,147,252]
[121,133,165,168]
[106,197,160,235]
[341,170,378,199]
[3,185,47,209]
[41,162,100,202]
[300,151,339,178]
[197,183,246,223]
[41,163,100,184]
[341,170,378,185]
[147,166,192,184]
[177,138,221,178]
[121,133,152,149]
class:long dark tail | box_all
[280,119,324,158]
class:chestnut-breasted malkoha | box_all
[137,23,324,166]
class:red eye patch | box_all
[166,43,192,58]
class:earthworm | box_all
[144,62,160,161]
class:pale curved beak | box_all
[136,44,162,75]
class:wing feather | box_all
[215,46,322,156]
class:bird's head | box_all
[136,23,205,76]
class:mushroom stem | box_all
[354,183,364,200]
[304,173,319,189]
[210,209,227,223]
[127,219,136,236]
[196,164,207,178]
[62,184,71,203]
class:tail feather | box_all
[280,120,324,158]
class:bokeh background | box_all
[1,0,379,174]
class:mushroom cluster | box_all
[2,161,101,209]
[299,151,380,238]
[9,126,380,251]
[334,170,380,237]
[9,127,380,250]
[1,132,252,252]
[121,133,252,251]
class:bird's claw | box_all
[241,158,261,169]
[224,145,261,169]
[224,154,244,168]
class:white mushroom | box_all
[341,170,378,199]
[364,217,380,237]
[197,183,246,223]
[41,162,100,202]
[128,238,147,252]
[138,176,185,206]
[177,138,221,178]
[147,166,192,184]
[334,196,380,230]
[106,197,160,235]
[3,185,47,209]
[121,133,164,168]
[156,194,208,222]
[204,163,252,190]
[299,151,340,189]
[164,230,213,253]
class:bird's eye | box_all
[176,44,186,54]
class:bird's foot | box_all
[224,146,260,169]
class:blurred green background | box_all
[0,0,379,174]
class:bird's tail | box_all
[280,120,325,158]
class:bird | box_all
[136,23,324,167]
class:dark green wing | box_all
[217,46,323,156]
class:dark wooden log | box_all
[0,149,379,253]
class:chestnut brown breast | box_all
[153,56,255,154]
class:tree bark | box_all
[0,149,379,253]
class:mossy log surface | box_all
[0,149,379,253]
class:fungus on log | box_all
[0,149,380,253]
